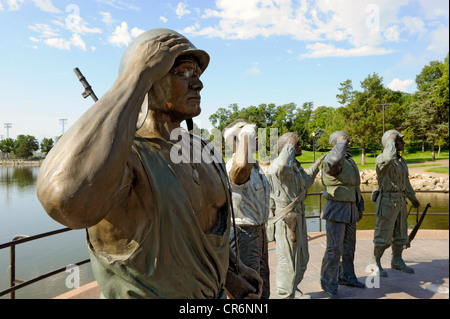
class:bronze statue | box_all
[224,120,271,299]
[37,28,261,299]
[266,132,325,299]
[371,130,420,277]
[320,131,365,298]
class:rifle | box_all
[406,203,431,248]
[73,67,151,130]
[73,67,98,102]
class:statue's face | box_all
[395,136,405,151]
[165,56,203,121]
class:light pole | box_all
[376,104,391,134]
[4,123,12,139]
[312,132,316,162]
[59,119,67,135]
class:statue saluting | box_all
[37,28,262,299]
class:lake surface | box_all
[0,166,448,299]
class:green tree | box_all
[292,102,313,147]
[209,103,241,131]
[336,73,409,164]
[13,135,39,159]
[308,105,335,150]
[0,138,15,157]
[40,137,54,155]
[336,79,355,106]
[271,102,297,135]
[415,60,444,92]
[406,55,449,160]
[338,73,386,164]
[434,53,449,110]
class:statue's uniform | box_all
[88,135,231,299]
[227,157,271,298]
[320,140,364,295]
[374,138,418,249]
[266,144,321,298]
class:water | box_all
[0,166,448,299]
[0,166,95,299]
[305,181,449,232]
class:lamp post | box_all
[312,132,316,162]
[59,119,67,135]
[4,123,12,139]
[376,103,391,134]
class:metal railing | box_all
[0,189,448,299]
[0,227,90,299]
[307,189,449,232]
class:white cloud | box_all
[95,0,140,11]
[29,19,97,51]
[1,0,59,12]
[300,43,392,59]
[42,33,86,51]
[176,2,190,17]
[418,0,449,19]
[70,33,86,51]
[387,78,413,92]
[64,14,102,35]
[44,37,71,50]
[100,11,115,26]
[108,22,144,47]
[108,21,131,47]
[4,0,24,11]
[131,27,144,38]
[32,0,59,13]
[160,16,168,23]
[401,16,426,37]
[186,0,423,58]
[426,26,449,55]
[28,23,59,37]
[384,26,400,42]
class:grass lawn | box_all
[426,166,449,174]
[298,149,449,170]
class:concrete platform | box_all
[55,229,449,299]
[269,229,449,299]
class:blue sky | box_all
[0,0,448,141]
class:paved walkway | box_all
[407,159,449,178]
[269,229,449,299]
[56,230,449,300]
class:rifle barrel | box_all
[407,203,431,247]
[73,67,98,102]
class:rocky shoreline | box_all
[0,159,44,167]
[314,170,449,191]
[358,170,449,191]
[2,160,449,191]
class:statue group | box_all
[37,29,420,299]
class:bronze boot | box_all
[371,246,388,277]
[391,244,414,274]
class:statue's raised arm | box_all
[36,33,190,229]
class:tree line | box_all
[0,136,54,159]
[2,55,448,162]
[208,54,449,164]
